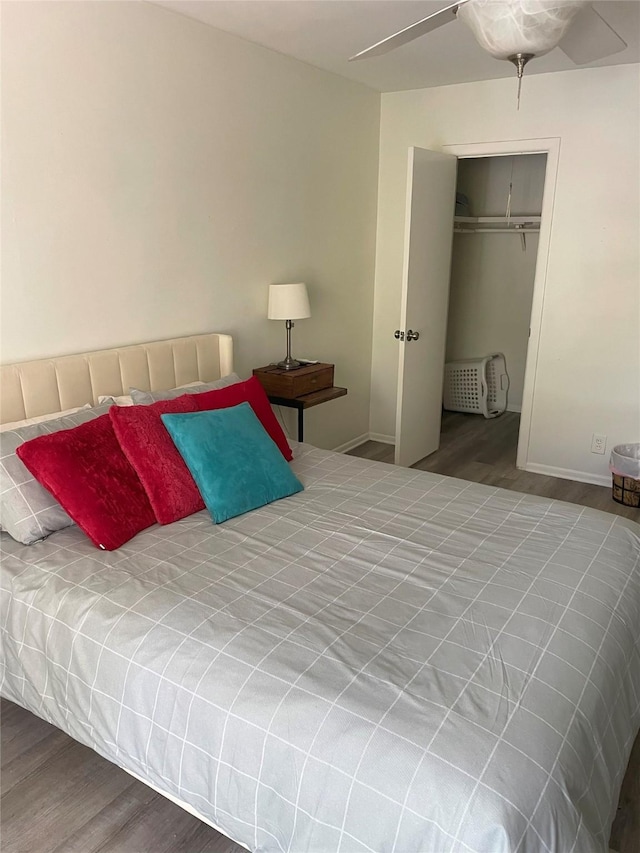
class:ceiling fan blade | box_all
[559,4,627,65]
[349,1,469,61]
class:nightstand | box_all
[253,363,347,442]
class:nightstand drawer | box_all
[253,363,334,399]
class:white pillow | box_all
[129,376,240,405]
[0,403,111,543]
[0,404,92,432]
[98,394,134,407]
[100,381,206,408]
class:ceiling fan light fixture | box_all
[457,0,587,60]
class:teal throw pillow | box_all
[161,403,303,523]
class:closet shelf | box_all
[455,216,541,224]
[454,215,541,235]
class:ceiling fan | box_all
[350,1,627,102]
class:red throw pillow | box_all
[16,414,156,551]
[194,377,292,461]
[110,394,204,525]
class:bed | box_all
[1,334,639,853]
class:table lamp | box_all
[268,283,311,370]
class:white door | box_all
[395,147,457,468]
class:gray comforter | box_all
[2,442,639,853]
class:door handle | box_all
[394,330,405,341]
[406,330,420,341]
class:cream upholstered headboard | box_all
[0,333,234,425]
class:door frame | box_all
[443,136,560,471]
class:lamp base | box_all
[276,356,303,371]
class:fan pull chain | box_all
[506,156,515,224]
[517,74,523,111]
[508,53,533,112]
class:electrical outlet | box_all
[591,433,607,455]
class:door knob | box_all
[394,330,405,341]
[406,330,420,341]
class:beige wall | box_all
[371,64,640,484]
[447,232,538,411]
[447,155,545,410]
[0,1,380,450]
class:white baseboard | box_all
[524,462,611,489]
[332,433,371,454]
[333,432,395,453]
[368,432,395,445]
[506,403,522,413]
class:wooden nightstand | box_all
[253,363,347,442]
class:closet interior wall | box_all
[446,154,547,412]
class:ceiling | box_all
[152,1,640,92]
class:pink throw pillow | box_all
[110,395,204,525]
[194,377,292,461]
[16,414,156,550]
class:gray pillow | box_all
[0,404,111,545]
[129,373,242,405]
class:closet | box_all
[443,154,547,427]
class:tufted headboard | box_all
[0,333,234,424]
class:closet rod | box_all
[454,228,540,234]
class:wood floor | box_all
[1,413,637,852]
[0,699,245,853]
[349,411,638,521]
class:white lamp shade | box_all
[457,0,585,60]
[268,283,311,320]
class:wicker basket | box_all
[612,473,640,508]
[610,444,640,507]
